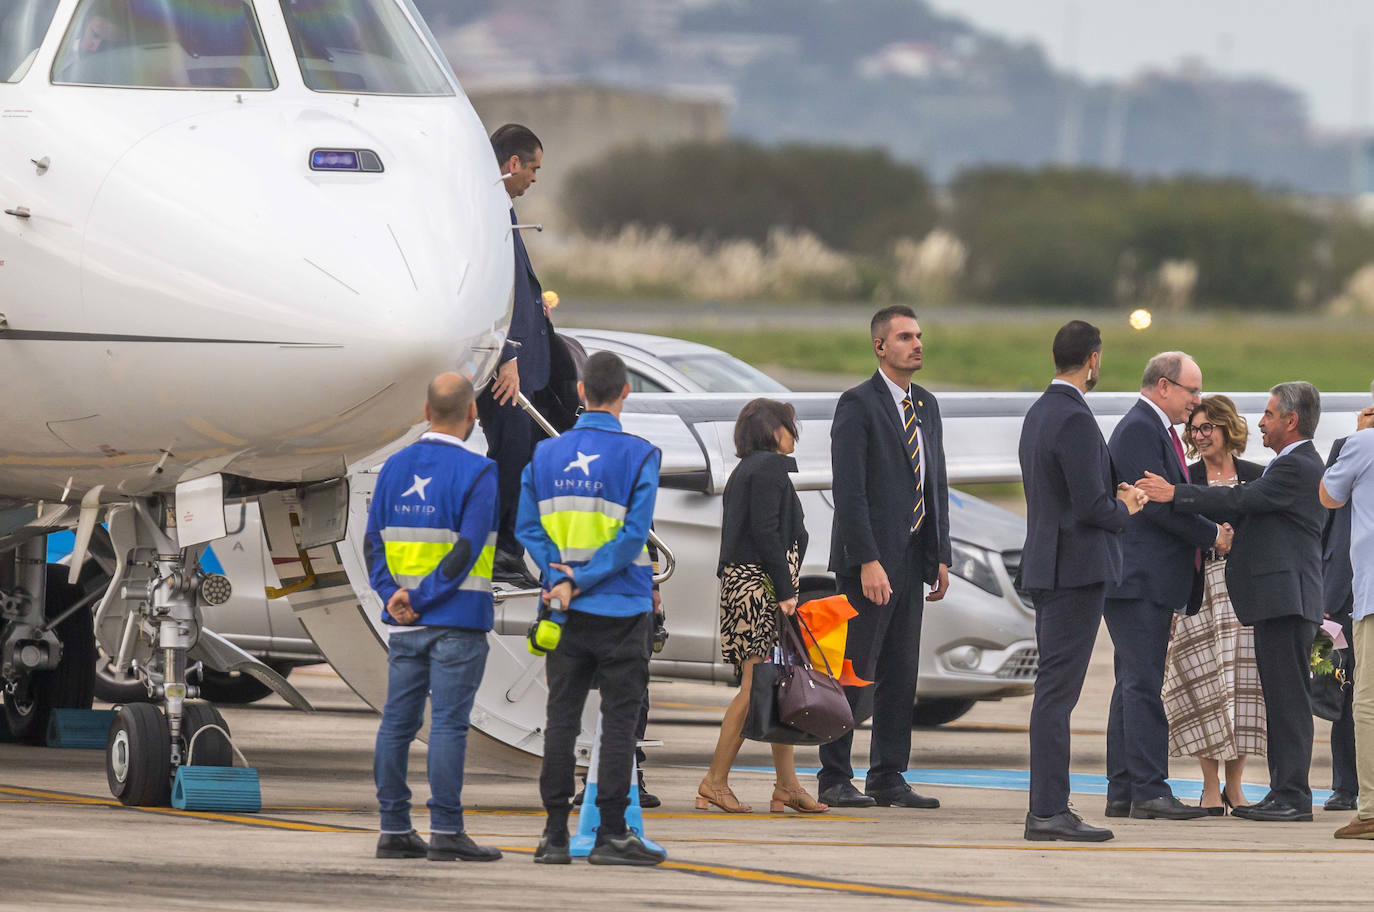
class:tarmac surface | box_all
[3,625,1373,911]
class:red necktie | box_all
[1169,426,1202,569]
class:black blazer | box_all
[1174,440,1326,626]
[501,207,552,391]
[1107,400,1219,608]
[1322,437,1356,621]
[1018,383,1128,591]
[718,452,809,600]
[1183,456,1263,614]
[828,372,951,587]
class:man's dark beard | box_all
[1085,371,1098,392]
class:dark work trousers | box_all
[818,536,925,793]
[1332,614,1359,795]
[540,610,652,835]
[1252,615,1318,809]
[475,385,541,557]
[1102,598,1175,803]
[1028,583,1106,818]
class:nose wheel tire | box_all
[106,703,172,806]
[181,702,232,767]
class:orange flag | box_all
[796,594,871,687]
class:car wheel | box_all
[196,664,291,704]
[911,697,977,727]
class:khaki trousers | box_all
[1355,617,1374,820]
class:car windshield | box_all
[278,0,452,95]
[1,0,60,82]
[661,353,789,394]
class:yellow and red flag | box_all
[796,594,871,687]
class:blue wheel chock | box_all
[45,708,118,749]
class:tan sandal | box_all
[696,780,752,813]
[770,783,829,814]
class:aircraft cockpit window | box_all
[278,0,453,96]
[1,0,61,83]
[52,0,277,90]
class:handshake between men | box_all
[1133,472,1235,555]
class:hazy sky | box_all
[928,0,1374,133]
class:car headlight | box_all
[949,540,1003,597]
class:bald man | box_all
[365,374,503,862]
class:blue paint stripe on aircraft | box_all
[46,529,225,575]
[731,766,1327,805]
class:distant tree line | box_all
[564,141,1374,310]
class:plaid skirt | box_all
[1161,555,1267,759]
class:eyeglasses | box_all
[1187,422,1217,436]
[1163,376,1203,397]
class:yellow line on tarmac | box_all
[496,845,1023,906]
[0,784,369,833]
[650,701,728,712]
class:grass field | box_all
[664,312,1374,393]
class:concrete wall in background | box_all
[468,83,728,231]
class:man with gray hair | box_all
[1102,352,1226,821]
[1138,381,1327,822]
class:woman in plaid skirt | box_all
[1161,395,1267,814]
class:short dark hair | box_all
[1052,320,1102,372]
[491,123,541,167]
[871,304,917,342]
[733,398,800,458]
[582,351,628,406]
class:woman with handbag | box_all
[1161,395,1266,814]
[697,398,828,815]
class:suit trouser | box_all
[1029,583,1106,818]
[476,385,541,557]
[1353,617,1374,820]
[1252,615,1317,809]
[1331,614,1359,796]
[1103,597,1175,803]
[540,611,652,834]
[818,541,925,792]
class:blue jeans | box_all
[374,626,489,834]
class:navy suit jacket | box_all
[1018,383,1128,591]
[828,372,951,588]
[1322,436,1355,620]
[501,207,551,392]
[1184,456,1263,614]
[1107,399,1219,608]
[1174,440,1326,626]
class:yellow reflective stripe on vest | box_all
[537,495,628,523]
[385,540,453,589]
[460,534,497,593]
[539,510,625,552]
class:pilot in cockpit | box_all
[74,0,126,57]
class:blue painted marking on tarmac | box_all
[46,530,224,575]
[731,766,1328,805]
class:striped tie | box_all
[903,395,924,533]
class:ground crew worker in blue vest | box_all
[364,373,503,863]
[516,351,665,866]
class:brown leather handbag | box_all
[775,613,854,742]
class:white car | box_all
[95,329,1037,726]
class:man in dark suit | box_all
[1103,353,1227,821]
[1019,320,1145,842]
[818,305,951,810]
[479,124,552,586]
[1323,435,1359,813]
[1138,381,1327,822]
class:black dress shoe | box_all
[1129,795,1211,820]
[1238,802,1313,822]
[492,551,540,588]
[587,829,666,866]
[428,832,503,862]
[865,783,940,809]
[638,774,662,810]
[533,834,571,865]
[1231,797,1276,820]
[1325,790,1359,812]
[1104,799,1131,818]
[1024,810,1114,842]
[376,830,428,858]
[817,782,877,808]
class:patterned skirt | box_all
[1161,556,1267,759]
[719,544,801,674]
